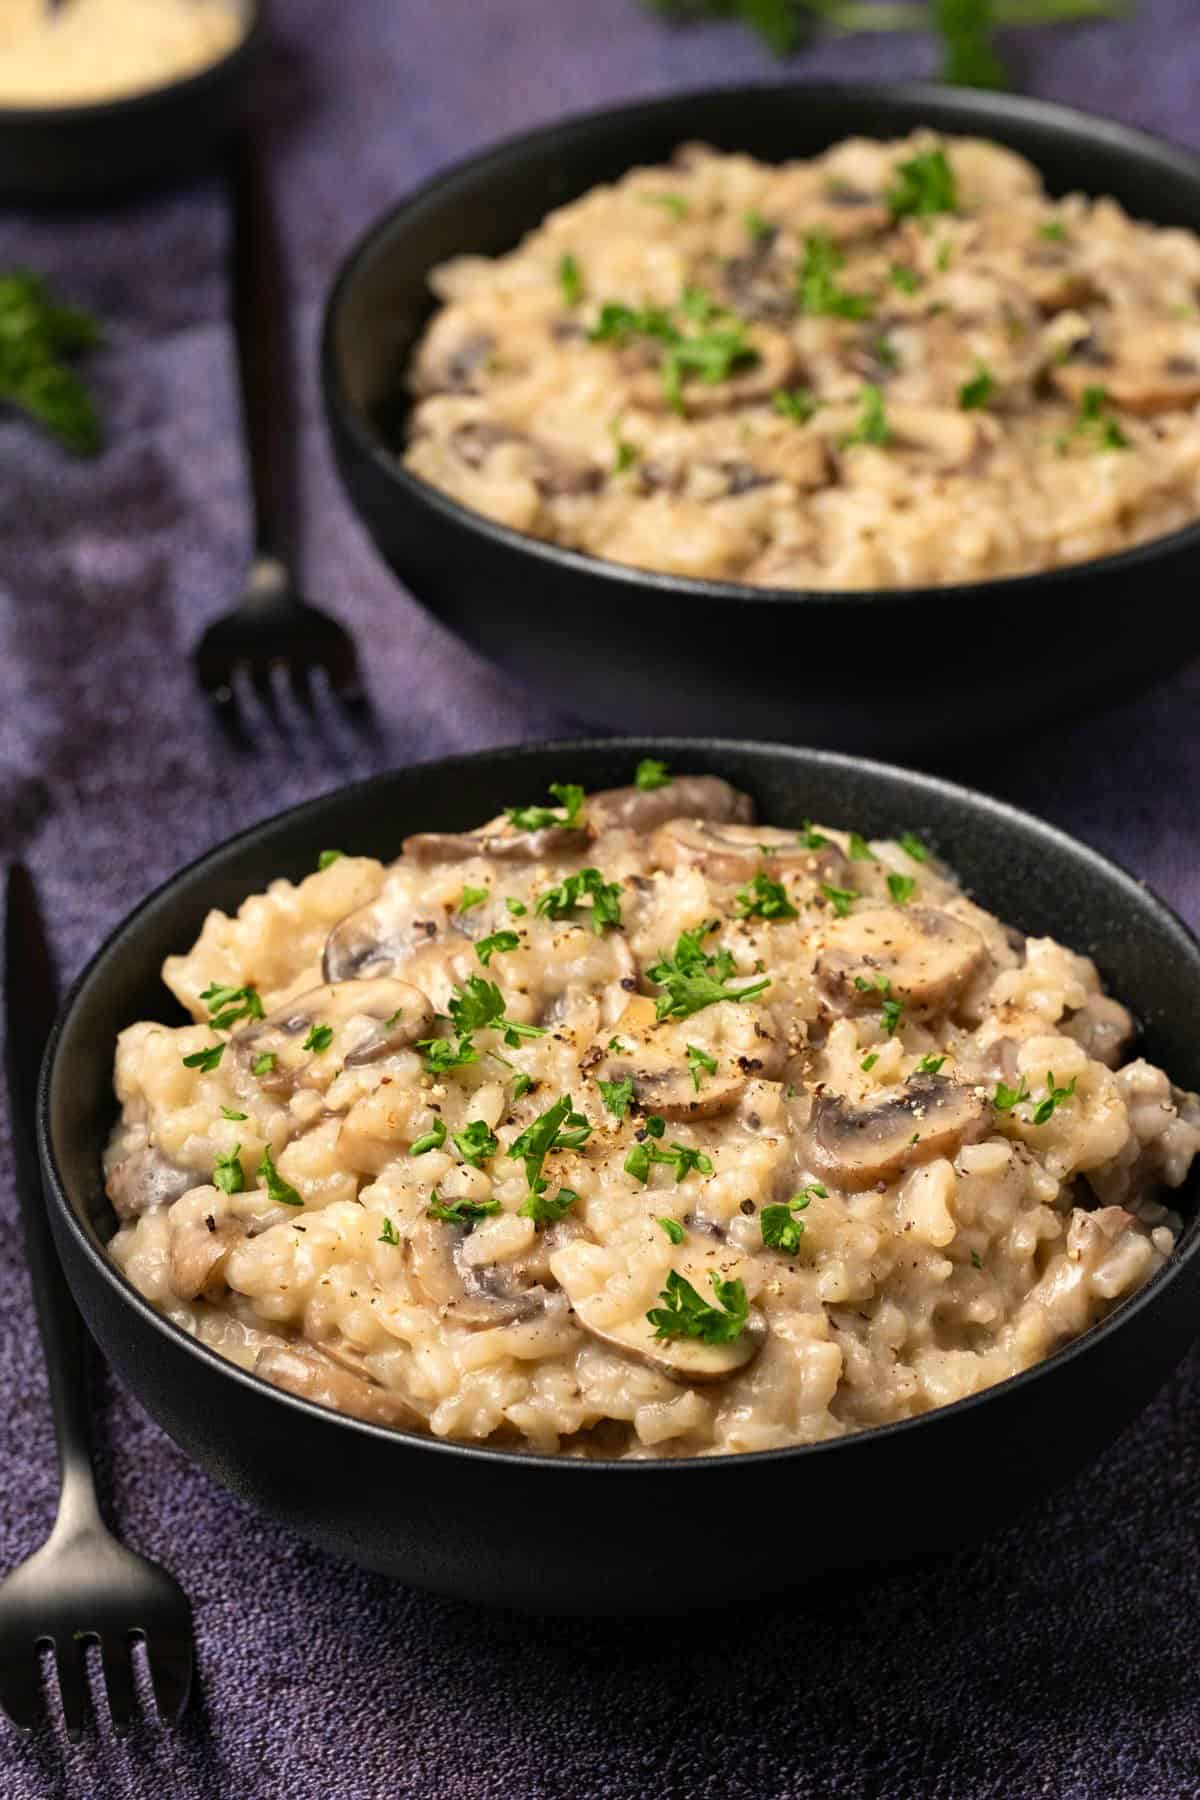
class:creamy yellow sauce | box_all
[0,0,245,107]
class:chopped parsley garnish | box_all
[887,873,917,905]
[841,384,890,449]
[743,209,772,240]
[453,1119,499,1167]
[448,976,547,1047]
[512,1074,533,1100]
[959,365,994,410]
[608,1037,626,1054]
[634,757,672,791]
[687,1043,718,1091]
[252,1052,277,1078]
[458,884,489,914]
[1032,1072,1077,1126]
[848,832,877,862]
[798,822,829,849]
[302,1024,334,1054]
[889,263,921,294]
[625,1138,712,1184]
[411,1118,447,1155]
[642,191,689,218]
[257,1144,303,1207]
[509,1094,592,1201]
[970,1248,983,1269]
[378,1217,400,1247]
[916,1054,947,1074]
[212,1145,245,1196]
[735,870,798,921]
[200,982,265,1031]
[1066,384,1129,451]
[536,867,623,934]
[559,252,583,306]
[1039,220,1068,241]
[873,334,899,370]
[935,240,954,272]
[420,1034,480,1075]
[427,1191,501,1226]
[647,921,770,1020]
[887,147,958,220]
[658,1216,685,1244]
[476,929,520,967]
[993,1077,1030,1113]
[771,387,818,423]
[318,849,343,870]
[861,1052,879,1072]
[505,782,586,832]
[598,1076,635,1120]
[761,1186,821,1253]
[0,269,105,455]
[820,882,858,918]
[881,996,905,1036]
[589,295,757,414]
[519,1185,580,1224]
[625,1143,652,1183]
[220,1106,247,1121]
[610,418,638,473]
[645,1114,666,1138]
[899,830,931,862]
[797,232,873,319]
[183,1042,225,1072]
[647,1269,748,1344]
[505,897,527,917]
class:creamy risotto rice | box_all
[402,134,1200,589]
[106,770,1199,1458]
[0,0,245,108]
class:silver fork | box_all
[192,128,364,737]
[0,865,194,1738]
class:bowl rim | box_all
[38,735,1200,1476]
[320,77,1200,613]
[0,0,264,126]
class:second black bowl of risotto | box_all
[38,740,1200,1611]
[322,83,1200,755]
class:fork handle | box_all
[228,126,298,569]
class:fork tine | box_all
[144,1633,193,1724]
[53,1636,90,1740]
[0,1644,48,1732]
[99,1636,138,1731]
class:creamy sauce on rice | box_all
[0,0,245,107]
[402,135,1200,589]
[105,770,1199,1458]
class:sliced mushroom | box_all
[401,821,591,866]
[446,420,603,496]
[585,773,754,836]
[585,999,744,1122]
[106,1145,198,1221]
[169,1216,244,1301]
[818,401,982,469]
[650,818,850,887]
[254,1343,423,1429]
[405,1216,549,1327]
[816,906,986,1017]
[234,978,434,1096]
[721,248,794,323]
[574,1295,766,1384]
[1050,356,1200,418]
[811,1073,990,1190]
[630,324,799,416]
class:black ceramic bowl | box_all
[0,0,262,202]
[322,82,1200,757]
[39,739,1200,1614]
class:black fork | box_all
[192,128,364,735]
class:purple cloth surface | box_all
[2,2,1200,1795]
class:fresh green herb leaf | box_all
[427,1191,502,1226]
[420,1034,480,1075]
[855,973,891,994]
[252,1052,277,1078]
[220,1106,247,1121]
[644,1114,666,1139]
[771,386,818,423]
[183,1042,225,1072]
[318,849,344,870]
[841,384,890,449]
[970,1247,983,1269]
[647,1269,749,1344]
[476,930,520,967]
[459,884,489,914]
[200,982,265,1031]
[743,209,773,240]
[453,1119,499,1167]
[799,821,829,849]
[848,831,877,862]
[861,1052,879,1072]
[934,0,1009,87]
[411,1118,447,1155]
[1067,384,1129,451]
[642,191,689,218]
[959,365,994,410]
[660,323,758,413]
[658,1216,685,1244]
[0,270,104,454]
[735,870,798,921]
[258,1144,303,1207]
[887,147,958,220]
[520,1185,580,1223]
[647,921,770,1020]
[1039,219,1068,241]
[635,757,672,791]
[536,867,624,934]
[505,782,586,832]
[881,996,905,1036]
[509,1094,592,1195]
[505,896,527,917]
[625,1142,651,1183]
[610,417,639,473]
[887,873,917,905]
[1032,1071,1077,1126]
[797,232,873,319]
[890,263,921,294]
[511,1072,533,1100]
[687,1043,718,1091]
[899,830,931,862]
[599,1076,635,1120]
[760,1186,817,1253]
[379,1216,400,1246]
[935,240,954,272]
[993,1077,1031,1113]
[916,1054,947,1074]
[820,882,858,918]
[212,1145,245,1196]
[302,1024,334,1054]
[559,251,583,307]
[872,334,899,370]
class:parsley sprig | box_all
[797,233,873,319]
[0,270,104,455]
[505,782,586,832]
[734,871,798,921]
[536,867,624,934]
[509,1094,592,1205]
[761,1183,825,1253]
[589,292,759,414]
[887,146,959,218]
[200,983,265,1031]
[647,921,771,1020]
[647,1269,749,1345]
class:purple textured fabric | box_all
[2,2,1199,1794]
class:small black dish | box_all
[38,739,1200,1614]
[321,82,1200,757]
[0,0,262,203]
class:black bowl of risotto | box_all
[37,739,1200,1613]
[322,83,1200,757]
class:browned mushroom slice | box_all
[585,773,755,836]
[169,1216,244,1301]
[1050,349,1200,418]
[405,1216,549,1328]
[630,325,799,416]
[106,1145,198,1220]
[811,1073,989,1190]
[650,818,850,887]
[402,821,591,866]
[411,332,496,397]
[573,1297,766,1384]
[586,1010,747,1124]
[234,978,434,1095]
[254,1343,423,1429]
[816,906,986,1017]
